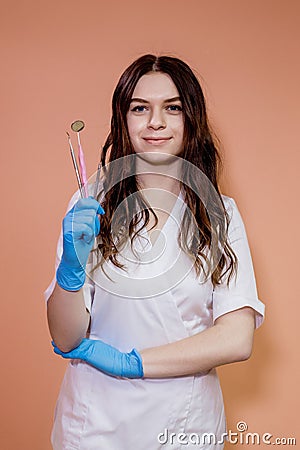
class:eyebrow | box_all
[130,96,182,104]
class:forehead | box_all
[132,72,179,99]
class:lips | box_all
[143,137,172,145]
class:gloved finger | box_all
[95,203,105,236]
[51,341,70,356]
[70,197,104,215]
[70,213,101,239]
[97,202,105,215]
[63,222,94,245]
[95,215,101,236]
[53,346,64,356]
[51,341,63,354]
[53,345,75,359]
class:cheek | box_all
[173,118,184,139]
[127,117,141,141]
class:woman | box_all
[45,54,265,449]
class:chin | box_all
[135,150,180,165]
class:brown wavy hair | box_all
[92,54,237,288]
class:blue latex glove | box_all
[52,338,144,379]
[56,196,105,291]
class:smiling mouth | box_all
[143,138,172,145]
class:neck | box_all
[135,152,182,196]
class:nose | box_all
[147,107,166,130]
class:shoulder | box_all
[220,194,238,218]
[220,194,247,240]
[220,194,245,231]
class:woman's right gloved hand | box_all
[56,197,105,291]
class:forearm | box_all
[51,307,255,380]
[140,307,255,378]
[47,283,90,352]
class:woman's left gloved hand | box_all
[52,338,144,379]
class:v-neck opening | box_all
[142,189,185,248]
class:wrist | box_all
[56,261,86,291]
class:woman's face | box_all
[126,72,184,160]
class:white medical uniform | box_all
[45,190,265,450]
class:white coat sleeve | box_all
[43,190,95,313]
[212,197,265,328]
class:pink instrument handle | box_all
[77,134,88,197]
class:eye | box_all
[166,104,183,112]
[130,105,147,113]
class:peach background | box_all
[1,0,299,448]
